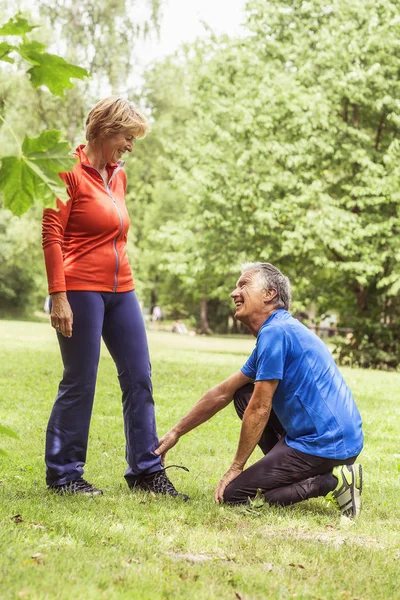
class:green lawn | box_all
[0,320,399,600]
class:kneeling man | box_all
[155,263,364,518]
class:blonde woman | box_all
[42,97,188,499]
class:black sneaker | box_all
[49,477,103,496]
[129,465,189,501]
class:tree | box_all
[138,0,400,363]
[0,207,46,315]
[40,0,162,94]
[244,0,400,368]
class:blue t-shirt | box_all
[241,309,363,459]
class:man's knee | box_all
[233,383,254,419]
[222,476,251,506]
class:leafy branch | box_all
[0,13,88,215]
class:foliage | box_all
[0,208,46,316]
[0,130,77,215]
[130,0,400,363]
[125,56,196,313]
[40,0,162,94]
[335,318,400,370]
[0,15,87,94]
[0,13,88,214]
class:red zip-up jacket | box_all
[42,145,134,294]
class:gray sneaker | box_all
[325,464,362,519]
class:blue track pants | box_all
[45,291,162,486]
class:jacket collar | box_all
[75,144,125,171]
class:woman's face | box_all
[102,130,134,163]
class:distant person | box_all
[43,296,51,315]
[155,263,363,518]
[152,305,162,322]
[172,320,188,335]
[42,96,188,499]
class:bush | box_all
[334,320,400,371]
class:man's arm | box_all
[214,379,279,503]
[154,370,253,463]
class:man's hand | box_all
[154,429,180,465]
[51,292,73,338]
[214,464,243,504]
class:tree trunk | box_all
[200,297,209,334]
[354,283,368,312]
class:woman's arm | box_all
[42,173,75,337]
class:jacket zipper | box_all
[82,163,123,292]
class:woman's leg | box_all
[45,292,104,486]
[101,291,162,483]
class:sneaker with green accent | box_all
[325,464,362,519]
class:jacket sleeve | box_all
[42,171,77,294]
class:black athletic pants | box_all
[223,384,358,506]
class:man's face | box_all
[230,270,267,322]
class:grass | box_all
[0,319,399,600]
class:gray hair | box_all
[241,262,291,310]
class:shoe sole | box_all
[49,487,103,496]
[342,464,362,519]
[130,483,189,501]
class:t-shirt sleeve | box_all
[253,326,289,381]
[241,347,257,380]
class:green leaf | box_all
[0,41,15,63]
[0,14,37,36]
[248,488,266,509]
[17,40,46,62]
[0,424,19,439]
[22,130,77,173]
[0,130,77,215]
[18,44,88,96]
[0,157,36,216]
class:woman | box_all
[42,96,187,498]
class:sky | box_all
[3,0,248,93]
[135,0,247,68]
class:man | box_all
[155,263,364,518]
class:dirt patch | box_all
[169,552,236,563]
[271,528,386,550]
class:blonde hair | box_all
[85,96,149,142]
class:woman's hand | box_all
[214,464,243,504]
[51,292,73,337]
[154,429,180,465]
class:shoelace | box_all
[144,465,189,495]
[163,464,189,474]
